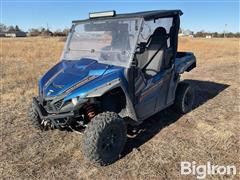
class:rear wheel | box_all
[174,82,195,114]
[82,112,126,166]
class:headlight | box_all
[72,97,79,106]
[71,97,88,106]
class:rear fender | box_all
[175,52,196,74]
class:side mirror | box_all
[135,42,146,54]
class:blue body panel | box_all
[39,58,127,102]
[37,52,196,122]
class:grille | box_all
[54,100,63,110]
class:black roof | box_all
[72,10,183,23]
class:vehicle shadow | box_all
[121,80,229,157]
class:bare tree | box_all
[15,25,21,32]
[0,23,7,32]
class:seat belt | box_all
[142,43,165,72]
[141,34,170,71]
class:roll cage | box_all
[61,10,182,69]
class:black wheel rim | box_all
[101,129,118,151]
[100,126,123,159]
[184,89,194,110]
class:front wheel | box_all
[82,112,126,166]
[174,82,195,114]
[27,102,41,129]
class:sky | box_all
[1,0,239,33]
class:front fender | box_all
[86,79,139,123]
[86,78,121,98]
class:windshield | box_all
[61,18,142,68]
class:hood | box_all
[39,58,123,98]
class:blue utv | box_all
[28,10,196,165]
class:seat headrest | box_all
[150,27,167,44]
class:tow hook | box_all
[40,118,54,130]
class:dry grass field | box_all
[1,37,239,179]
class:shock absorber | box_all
[82,103,97,120]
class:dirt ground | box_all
[1,37,239,179]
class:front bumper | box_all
[32,97,75,128]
